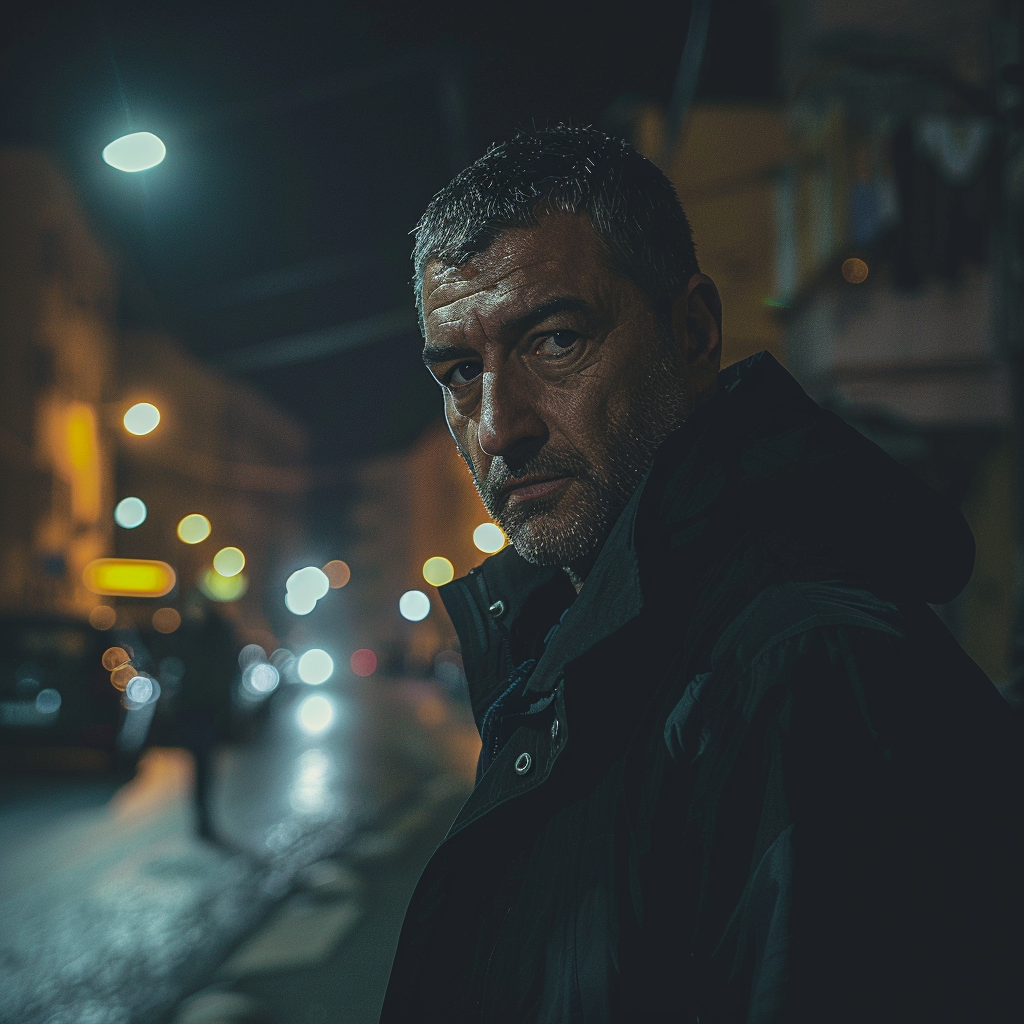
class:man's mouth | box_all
[498,476,572,505]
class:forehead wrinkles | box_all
[423,254,571,332]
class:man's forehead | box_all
[421,214,605,323]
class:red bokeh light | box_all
[350,648,377,677]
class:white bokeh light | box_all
[399,589,430,622]
[297,648,333,685]
[114,497,147,529]
[285,566,330,615]
[473,522,506,553]
[297,694,334,734]
[35,688,61,715]
[244,662,280,695]
[285,591,316,616]
[123,402,161,436]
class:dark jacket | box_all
[380,352,1024,1023]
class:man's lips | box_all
[499,476,572,504]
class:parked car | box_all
[0,616,138,773]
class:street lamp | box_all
[102,132,166,172]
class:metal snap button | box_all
[550,718,559,740]
[514,752,532,775]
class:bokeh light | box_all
[102,646,131,672]
[297,694,333,734]
[285,591,316,615]
[213,546,245,577]
[200,568,248,602]
[287,566,329,600]
[83,558,175,597]
[110,664,134,691]
[473,522,506,553]
[152,607,181,634]
[35,689,61,715]
[422,556,455,586]
[125,675,154,704]
[399,590,430,622]
[350,649,377,677]
[114,497,147,529]
[323,559,351,588]
[243,662,280,695]
[88,605,116,630]
[297,648,333,685]
[102,132,166,172]
[123,402,161,435]
[177,514,211,544]
[238,644,267,669]
[841,257,869,284]
[286,565,330,614]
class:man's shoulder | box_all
[709,579,907,675]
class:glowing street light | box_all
[102,132,166,172]
[123,402,161,435]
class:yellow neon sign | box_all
[83,558,176,598]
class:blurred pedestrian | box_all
[175,591,236,843]
[381,126,1024,1023]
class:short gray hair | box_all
[412,125,699,329]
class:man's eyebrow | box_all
[422,344,478,367]
[421,296,592,366]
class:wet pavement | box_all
[0,677,479,1024]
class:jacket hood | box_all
[645,351,975,608]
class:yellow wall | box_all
[634,103,791,366]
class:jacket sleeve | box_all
[701,617,1024,1024]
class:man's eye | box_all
[534,330,579,357]
[448,361,482,386]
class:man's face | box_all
[421,213,718,576]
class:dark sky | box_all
[1,1,778,463]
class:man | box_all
[380,127,1024,1022]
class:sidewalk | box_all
[0,678,478,1024]
[172,774,470,1024]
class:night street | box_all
[0,678,478,1024]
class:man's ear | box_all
[671,274,722,387]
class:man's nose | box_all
[477,368,547,462]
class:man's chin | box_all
[501,507,606,569]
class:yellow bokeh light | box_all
[123,402,161,436]
[177,514,211,544]
[110,664,134,691]
[89,605,116,630]
[473,523,507,553]
[841,257,869,284]
[102,646,131,672]
[152,607,181,634]
[422,556,455,587]
[83,558,176,598]
[213,546,245,577]
[201,569,248,602]
[323,559,351,588]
